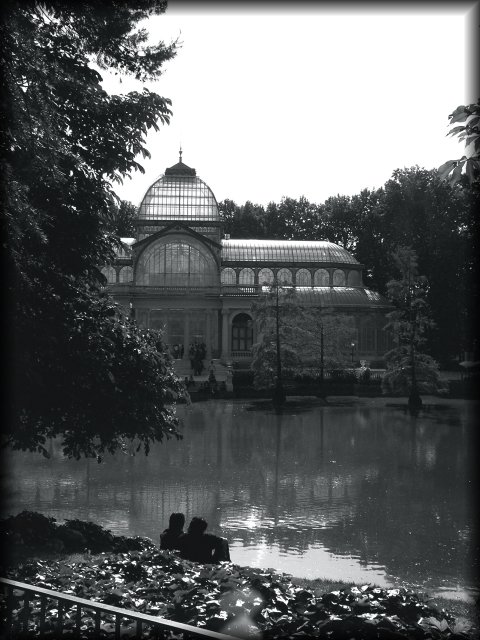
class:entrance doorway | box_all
[231,313,253,353]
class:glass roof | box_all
[138,171,220,222]
[263,287,390,308]
[222,239,359,264]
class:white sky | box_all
[104,2,477,208]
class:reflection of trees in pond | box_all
[4,402,475,590]
[312,420,476,589]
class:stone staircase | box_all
[172,358,230,385]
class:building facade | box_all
[103,157,392,365]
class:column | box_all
[206,311,212,360]
[212,309,219,357]
[183,311,190,359]
[221,309,229,360]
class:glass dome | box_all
[221,239,359,265]
[137,159,220,222]
[291,287,390,308]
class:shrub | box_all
[327,369,357,382]
[0,511,57,547]
[62,519,114,553]
[232,370,255,388]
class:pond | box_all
[2,398,478,602]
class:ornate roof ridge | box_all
[221,239,340,245]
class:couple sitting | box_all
[160,513,230,564]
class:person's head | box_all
[169,512,185,532]
[188,516,208,535]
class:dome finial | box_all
[179,145,183,163]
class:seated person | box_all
[160,512,185,551]
[214,536,231,562]
[178,517,230,564]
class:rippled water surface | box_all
[3,399,478,600]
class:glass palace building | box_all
[103,157,392,364]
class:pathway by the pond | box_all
[2,396,478,605]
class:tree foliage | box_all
[251,285,301,389]
[251,286,355,388]
[289,309,356,371]
[382,247,444,399]
[219,164,477,364]
[438,101,480,186]
[103,200,137,238]
[2,1,184,458]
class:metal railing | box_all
[112,285,222,296]
[0,577,240,640]
[229,351,252,359]
[220,285,258,296]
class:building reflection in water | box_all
[1,400,477,599]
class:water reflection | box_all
[2,400,478,599]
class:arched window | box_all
[276,268,292,285]
[359,318,376,352]
[258,267,274,285]
[118,266,133,283]
[295,268,311,286]
[314,268,330,286]
[101,266,117,284]
[231,313,253,352]
[136,240,217,287]
[333,269,346,286]
[239,268,255,285]
[347,270,361,286]
[221,268,236,285]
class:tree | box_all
[382,247,444,411]
[218,198,240,236]
[103,200,137,238]
[360,167,473,364]
[251,285,355,396]
[251,283,299,403]
[2,1,184,458]
[221,164,475,364]
[438,101,480,186]
[321,195,359,251]
[289,308,356,375]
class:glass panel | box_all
[360,326,375,351]
[276,268,292,285]
[150,310,167,332]
[101,266,117,284]
[168,312,184,346]
[221,240,359,264]
[258,268,274,284]
[136,309,148,328]
[221,268,236,285]
[295,268,311,286]
[333,269,346,286]
[190,316,206,343]
[239,268,254,285]
[314,269,330,286]
[118,266,133,283]
[231,313,253,351]
[138,176,219,221]
[136,240,216,287]
[347,270,361,286]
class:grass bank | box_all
[292,577,479,633]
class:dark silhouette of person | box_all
[178,517,230,563]
[160,512,185,551]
